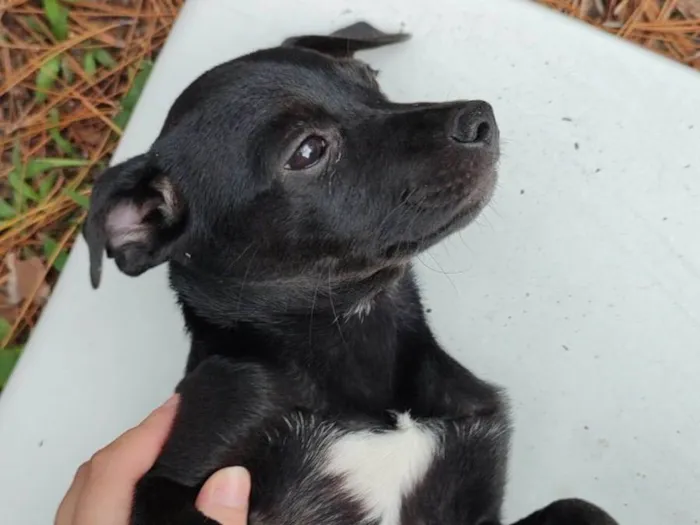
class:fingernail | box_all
[211,467,250,509]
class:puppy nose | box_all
[450,101,497,145]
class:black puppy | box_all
[84,22,618,525]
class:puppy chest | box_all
[323,414,439,525]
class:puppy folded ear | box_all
[282,21,410,58]
[83,154,186,289]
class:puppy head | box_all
[84,22,499,313]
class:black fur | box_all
[84,22,618,525]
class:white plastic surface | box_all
[1,0,699,523]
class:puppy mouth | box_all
[383,168,496,259]
[383,201,482,258]
[424,196,489,239]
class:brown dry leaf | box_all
[580,0,605,18]
[0,302,20,325]
[677,0,700,18]
[0,273,21,325]
[4,253,51,306]
[71,123,106,147]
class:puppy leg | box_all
[131,356,289,525]
[510,499,619,525]
[396,317,503,419]
[395,318,514,524]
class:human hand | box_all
[55,395,251,525]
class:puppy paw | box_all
[511,498,618,525]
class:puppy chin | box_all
[463,166,498,214]
[390,168,498,258]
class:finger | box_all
[90,394,179,483]
[54,462,89,525]
[72,395,179,525]
[196,467,251,525]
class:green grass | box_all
[0,0,177,390]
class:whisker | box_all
[327,267,346,347]
[421,251,458,293]
[309,277,320,345]
[226,242,255,271]
[377,188,418,234]
[236,245,261,315]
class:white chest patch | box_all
[324,413,439,525]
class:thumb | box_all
[195,466,251,525]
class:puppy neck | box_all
[171,262,409,326]
[341,272,403,321]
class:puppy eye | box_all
[285,136,327,171]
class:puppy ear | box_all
[282,21,410,58]
[83,154,186,289]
